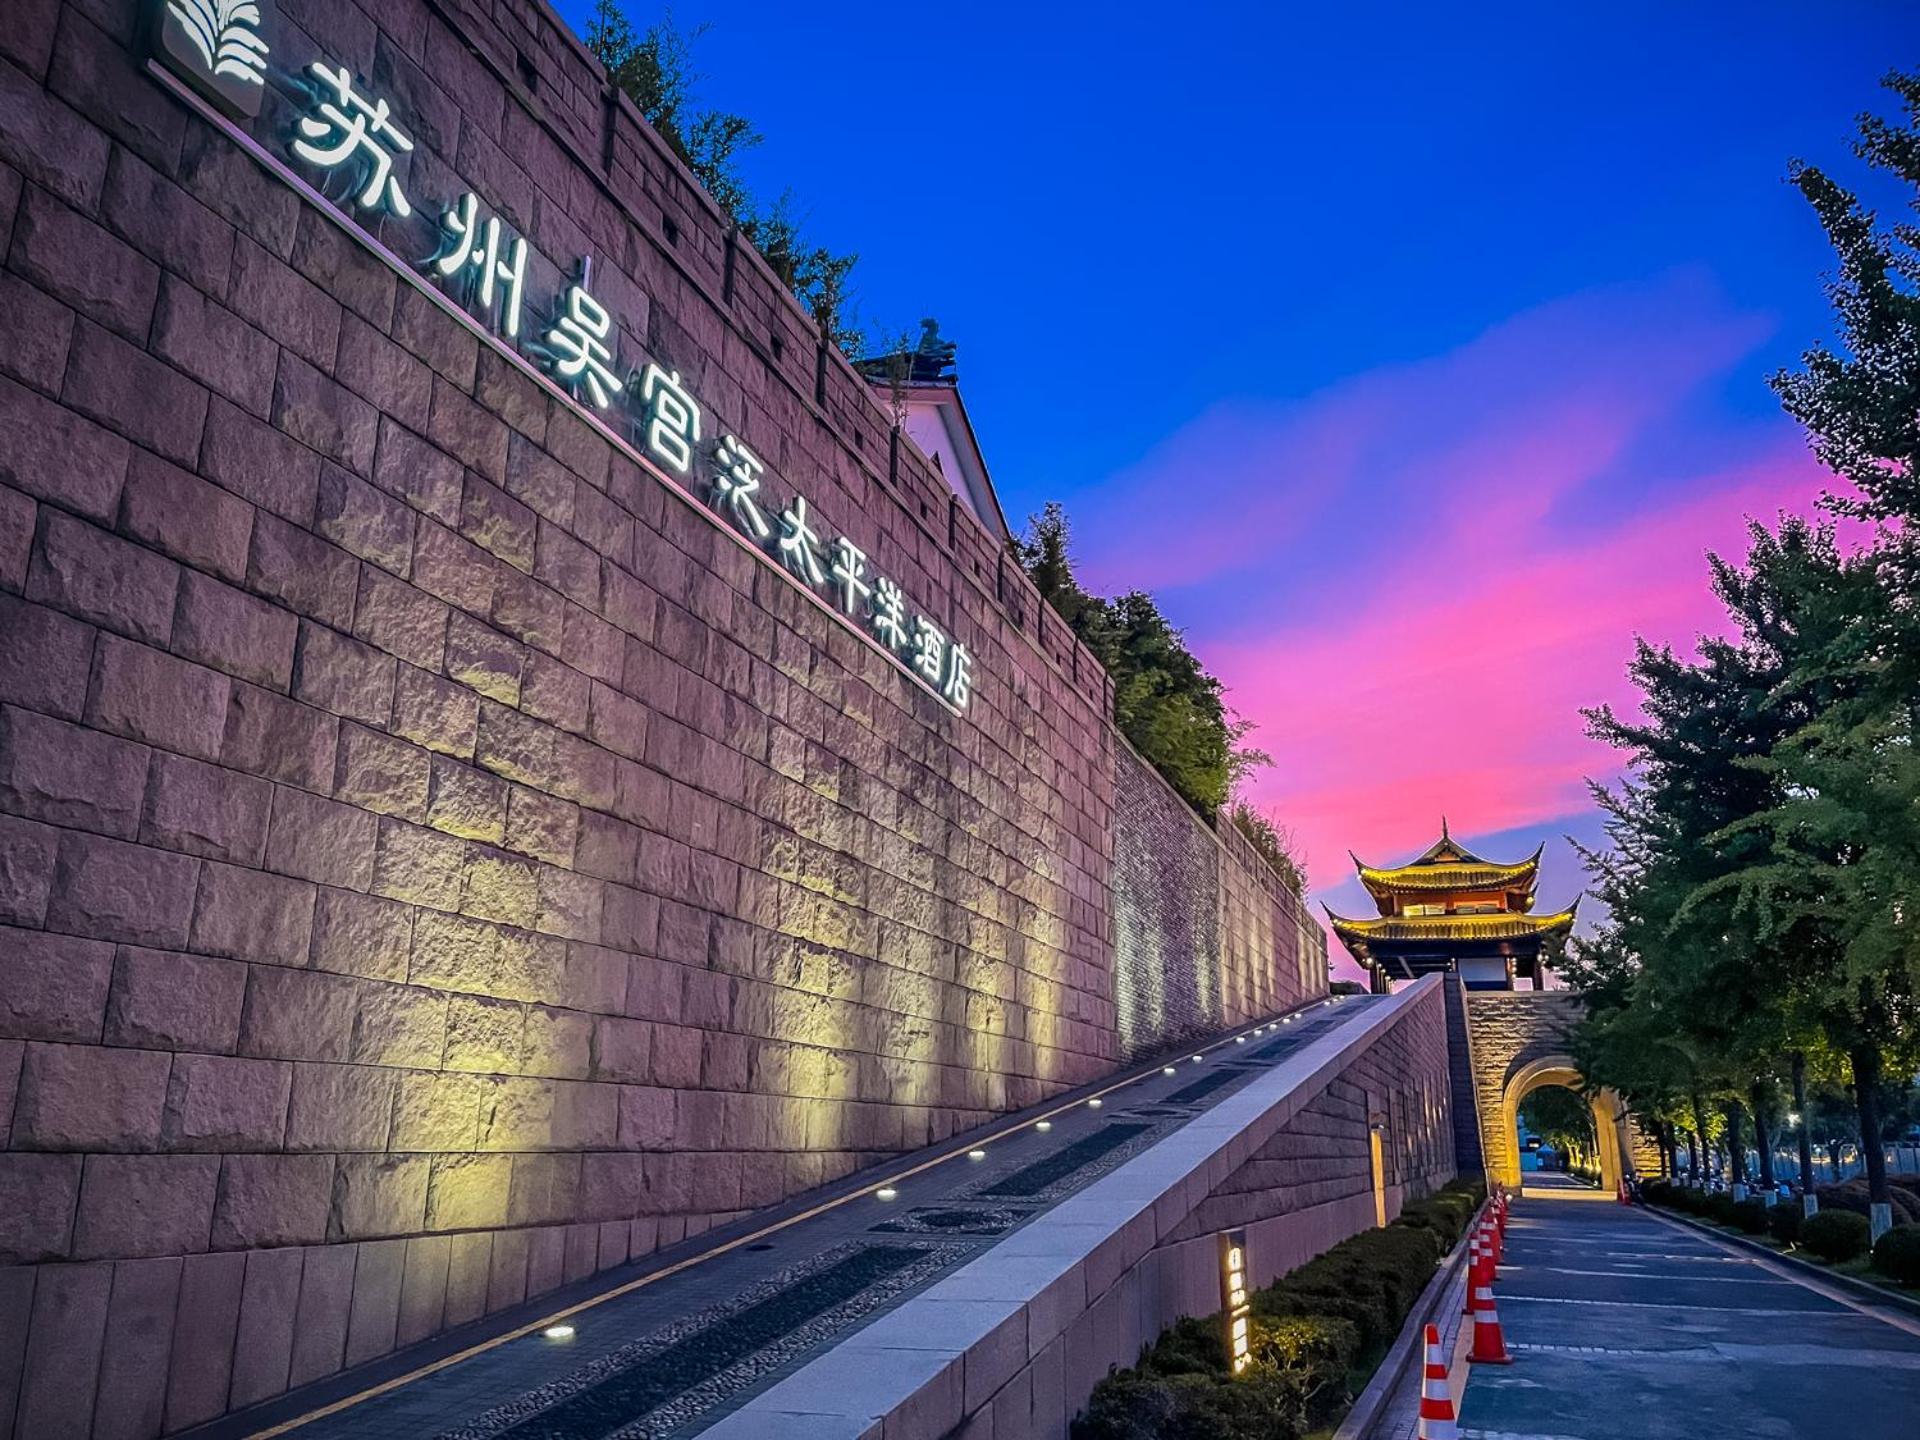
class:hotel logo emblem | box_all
[153,0,273,118]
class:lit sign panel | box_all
[1219,1229,1251,1374]
[147,8,976,713]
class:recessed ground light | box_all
[1191,1055,1204,1063]
[1036,1120,1052,1131]
[1163,1066,1177,1076]
[542,1324,575,1340]
[876,1187,898,1201]
[1235,1036,1246,1044]
[968,1149,986,1161]
[1087,1098,1103,1108]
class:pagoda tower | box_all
[1326,822,1578,992]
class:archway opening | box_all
[1518,1084,1598,1182]
[1495,1054,1634,1195]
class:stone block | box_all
[48,829,200,948]
[223,683,339,792]
[274,352,376,476]
[0,817,57,929]
[105,945,247,1053]
[120,450,253,587]
[290,207,394,327]
[487,1226,529,1312]
[444,993,526,1074]
[433,381,510,485]
[414,518,499,614]
[27,508,177,645]
[491,567,565,653]
[462,847,539,928]
[192,859,315,967]
[172,570,299,690]
[46,7,185,170]
[229,1245,303,1408]
[246,510,359,629]
[310,887,414,981]
[445,1230,492,1326]
[62,319,208,465]
[592,1015,652,1084]
[152,270,276,418]
[266,783,379,892]
[0,43,109,208]
[374,419,463,528]
[393,663,481,760]
[164,1052,291,1150]
[447,611,526,705]
[521,1005,593,1080]
[239,965,359,1062]
[535,865,603,944]
[0,927,111,1042]
[397,1232,452,1344]
[228,238,340,373]
[13,1040,170,1151]
[372,815,469,911]
[0,704,149,838]
[358,564,457,675]
[427,755,508,842]
[526,1225,566,1296]
[335,720,431,822]
[389,1070,483,1153]
[351,981,448,1067]
[0,594,93,720]
[318,462,416,576]
[163,1250,244,1432]
[575,810,639,885]
[331,1155,429,1240]
[99,145,236,295]
[649,1021,704,1089]
[8,184,158,340]
[211,1153,335,1249]
[92,1255,182,1440]
[536,521,600,609]
[286,1061,392,1152]
[336,313,431,432]
[71,1153,219,1259]
[0,1151,81,1262]
[141,751,272,863]
[288,1242,355,1385]
[0,481,30,589]
[523,647,594,732]
[293,620,396,727]
[87,634,231,763]
[15,1259,111,1440]
[0,373,128,522]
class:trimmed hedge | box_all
[1730,1198,1770,1235]
[1767,1202,1802,1245]
[1871,1225,1920,1287]
[1073,1176,1487,1440]
[1802,1209,1872,1263]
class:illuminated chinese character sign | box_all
[143,7,979,716]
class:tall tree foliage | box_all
[583,3,862,350]
[1571,73,1920,1208]
[1015,503,1269,822]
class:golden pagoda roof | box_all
[1324,903,1578,965]
[1351,821,1543,908]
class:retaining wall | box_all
[0,0,1322,1434]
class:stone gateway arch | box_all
[1458,989,1660,1189]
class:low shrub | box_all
[1073,1177,1484,1440]
[1801,1209,1872,1263]
[1816,1179,1920,1225]
[1730,1198,1770,1235]
[1767,1202,1802,1245]
[1704,1192,1739,1226]
[1871,1225,1920,1287]
[1640,1179,1675,1207]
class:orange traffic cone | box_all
[1416,1322,1459,1440]
[1469,1279,1512,1364]
[1464,1230,1484,1314]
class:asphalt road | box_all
[1457,1173,1920,1440]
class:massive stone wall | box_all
[0,0,1321,1433]
[1111,744,1321,1059]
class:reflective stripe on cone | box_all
[1468,1283,1512,1364]
[1417,1322,1459,1440]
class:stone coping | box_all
[695,978,1442,1439]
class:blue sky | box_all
[559,1,1917,975]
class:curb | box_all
[1333,1201,1485,1440]
[1641,1204,1920,1321]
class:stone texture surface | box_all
[0,2,1326,1434]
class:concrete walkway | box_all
[1457,1174,1920,1440]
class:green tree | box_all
[1014,503,1268,821]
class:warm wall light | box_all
[543,1324,575,1340]
[1219,1229,1251,1375]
